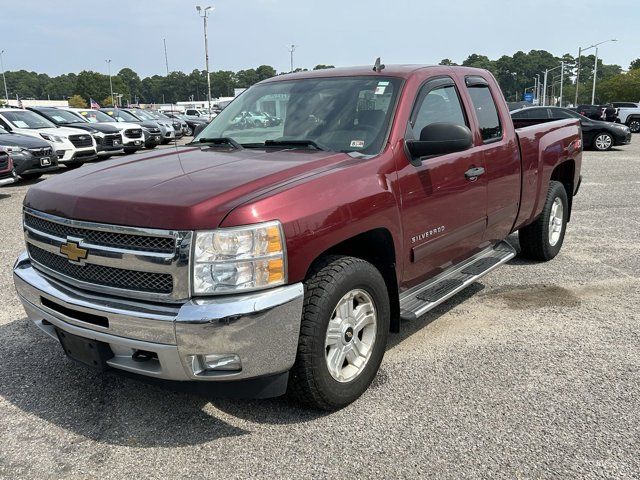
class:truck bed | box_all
[512,118,582,229]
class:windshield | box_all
[103,109,140,122]
[45,109,87,124]
[195,76,401,154]
[2,110,56,129]
[132,110,155,121]
[77,109,115,123]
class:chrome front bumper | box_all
[13,252,304,382]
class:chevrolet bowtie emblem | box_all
[60,241,88,263]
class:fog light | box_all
[189,353,242,375]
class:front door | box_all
[397,77,488,288]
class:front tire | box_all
[628,119,640,133]
[288,255,390,411]
[518,180,568,261]
[593,132,613,151]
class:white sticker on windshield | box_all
[350,140,365,148]
[374,81,389,95]
[13,121,29,128]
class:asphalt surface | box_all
[0,139,638,479]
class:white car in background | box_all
[612,102,640,133]
[0,108,96,168]
[63,108,145,154]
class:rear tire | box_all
[628,118,640,133]
[592,132,613,151]
[288,255,390,411]
[518,180,568,261]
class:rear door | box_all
[398,77,487,287]
[464,76,522,243]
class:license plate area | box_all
[55,328,114,370]
[40,157,51,166]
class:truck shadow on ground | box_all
[0,281,485,442]
[0,319,250,447]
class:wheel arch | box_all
[550,159,575,221]
[305,228,401,333]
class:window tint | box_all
[467,85,502,142]
[550,109,574,119]
[412,84,466,138]
[512,108,549,119]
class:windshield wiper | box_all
[191,137,243,150]
[263,139,326,151]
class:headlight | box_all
[193,221,286,295]
[40,133,65,143]
[5,146,25,154]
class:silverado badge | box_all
[60,241,88,263]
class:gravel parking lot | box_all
[0,140,638,479]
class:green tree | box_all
[313,64,335,70]
[630,58,640,70]
[68,94,87,108]
[438,59,457,66]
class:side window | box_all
[514,108,549,120]
[467,84,503,142]
[412,84,467,138]
[551,109,573,120]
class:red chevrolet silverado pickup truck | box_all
[14,65,582,410]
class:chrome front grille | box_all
[23,207,192,302]
[24,212,175,253]
[28,244,173,294]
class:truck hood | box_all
[24,145,350,230]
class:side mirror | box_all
[405,123,473,165]
[192,123,207,137]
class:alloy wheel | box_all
[324,289,377,383]
[548,197,564,247]
[594,134,612,151]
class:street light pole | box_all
[288,44,297,73]
[196,5,214,114]
[0,50,8,104]
[575,39,617,106]
[542,70,548,106]
[106,59,114,107]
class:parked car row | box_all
[511,106,632,151]
[0,104,205,186]
[569,103,640,133]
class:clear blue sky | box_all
[3,0,638,77]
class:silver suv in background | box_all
[64,108,145,154]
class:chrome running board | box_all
[399,240,516,321]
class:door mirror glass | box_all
[192,123,207,137]
[406,122,473,164]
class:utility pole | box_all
[196,6,214,113]
[163,38,170,75]
[591,48,599,104]
[106,59,114,107]
[574,47,582,106]
[559,61,564,107]
[288,44,297,73]
[542,70,548,106]
[0,50,8,104]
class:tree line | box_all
[441,51,640,104]
[1,50,639,107]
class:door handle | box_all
[464,166,485,180]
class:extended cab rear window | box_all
[466,78,503,143]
